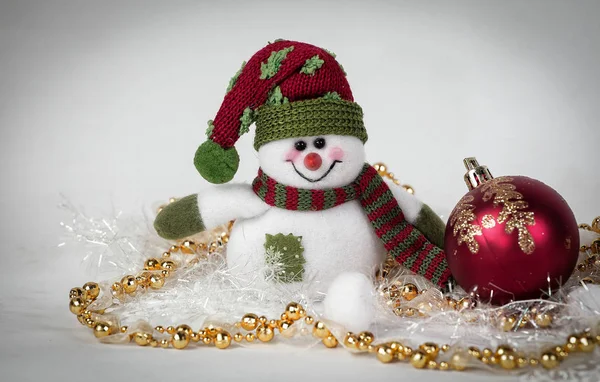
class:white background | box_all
[1,1,599,381]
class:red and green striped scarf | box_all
[252,163,452,287]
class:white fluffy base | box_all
[324,272,376,332]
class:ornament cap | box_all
[463,157,494,190]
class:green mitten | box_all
[154,194,205,240]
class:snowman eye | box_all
[294,140,307,151]
[313,138,326,149]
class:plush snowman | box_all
[154,40,451,330]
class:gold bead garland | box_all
[575,217,600,284]
[67,167,600,373]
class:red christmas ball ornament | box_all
[445,158,579,305]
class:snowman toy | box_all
[154,40,452,330]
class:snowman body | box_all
[226,198,386,295]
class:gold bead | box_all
[134,332,152,346]
[169,245,179,253]
[500,315,517,331]
[566,335,579,351]
[495,345,514,357]
[93,322,112,338]
[172,331,190,349]
[445,296,457,309]
[451,353,468,371]
[312,321,330,339]
[358,341,370,351]
[160,260,176,271]
[468,346,481,358]
[161,270,171,278]
[358,331,374,345]
[214,331,232,349]
[439,361,450,371]
[410,350,428,368]
[343,333,359,349]
[154,326,164,333]
[377,345,395,363]
[285,302,303,321]
[457,297,475,310]
[245,333,255,342]
[202,336,212,345]
[389,342,404,356]
[441,344,450,352]
[177,325,193,335]
[135,271,153,287]
[482,348,493,358]
[540,352,559,369]
[517,357,528,368]
[82,282,100,299]
[160,339,170,348]
[120,326,128,333]
[149,273,165,289]
[69,297,86,315]
[403,346,413,357]
[419,342,439,358]
[278,320,296,338]
[427,360,438,369]
[534,312,552,328]
[166,326,176,334]
[76,314,86,325]
[258,316,268,324]
[401,283,418,301]
[404,308,416,317]
[304,316,314,325]
[69,287,85,299]
[162,251,171,258]
[205,325,219,337]
[322,335,338,348]
[268,319,279,329]
[553,346,568,359]
[578,335,595,352]
[144,258,161,270]
[121,275,137,294]
[529,358,539,367]
[110,282,123,297]
[85,317,95,328]
[233,333,243,342]
[256,325,275,342]
[180,240,198,254]
[280,313,288,321]
[150,340,158,347]
[404,186,415,195]
[499,353,517,369]
[241,313,259,331]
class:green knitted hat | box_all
[194,40,368,184]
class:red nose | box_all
[303,153,322,171]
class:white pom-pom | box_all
[324,272,375,332]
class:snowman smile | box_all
[288,160,342,183]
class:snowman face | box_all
[258,135,366,188]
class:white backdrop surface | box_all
[1,1,599,381]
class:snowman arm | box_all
[383,178,446,248]
[154,183,268,240]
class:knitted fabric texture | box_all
[252,164,453,287]
[254,98,367,150]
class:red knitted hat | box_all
[194,40,368,184]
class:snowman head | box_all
[259,134,365,188]
[193,40,368,185]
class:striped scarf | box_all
[252,163,452,287]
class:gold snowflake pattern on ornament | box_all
[449,195,483,254]
[480,177,536,255]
